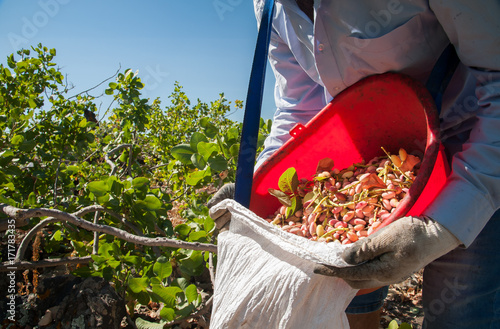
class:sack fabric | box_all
[210,199,358,329]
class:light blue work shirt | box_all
[253,0,500,247]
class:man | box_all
[210,0,500,327]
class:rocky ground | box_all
[380,271,424,329]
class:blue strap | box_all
[234,0,275,208]
[425,44,460,114]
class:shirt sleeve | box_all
[423,0,500,246]
[255,28,327,168]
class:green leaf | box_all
[10,134,24,145]
[204,216,215,233]
[388,320,400,329]
[135,317,168,329]
[225,127,240,142]
[128,277,149,294]
[87,180,108,197]
[188,230,207,242]
[108,177,124,195]
[28,98,37,109]
[19,139,36,152]
[399,323,413,329]
[79,118,88,128]
[185,284,199,304]
[26,192,36,206]
[102,267,114,281]
[189,132,208,151]
[96,193,110,204]
[207,155,228,171]
[278,167,299,194]
[150,284,182,307]
[286,195,302,219]
[171,144,194,165]
[199,118,218,138]
[135,195,162,211]
[136,290,151,305]
[51,230,63,242]
[153,256,172,281]
[107,259,121,269]
[229,143,240,157]
[122,255,141,267]
[197,142,218,161]
[65,165,80,174]
[132,177,149,189]
[174,224,191,237]
[186,168,211,186]
[190,153,206,170]
[119,150,128,163]
[159,308,176,322]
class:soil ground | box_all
[380,271,424,329]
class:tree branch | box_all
[67,65,121,100]
[0,256,92,272]
[1,204,218,264]
[105,144,132,176]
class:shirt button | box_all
[318,43,324,52]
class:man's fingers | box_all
[215,211,231,231]
[209,208,231,231]
[315,253,396,280]
[313,264,385,289]
[313,264,338,276]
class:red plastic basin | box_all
[249,73,450,294]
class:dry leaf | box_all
[360,173,386,190]
[316,157,335,173]
[399,154,421,172]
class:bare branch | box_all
[149,163,169,170]
[1,204,218,262]
[105,144,132,176]
[0,256,92,272]
[208,252,216,290]
[93,211,100,255]
[67,65,121,100]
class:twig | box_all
[208,252,216,290]
[0,256,92,272]
[105,144,132,176]
[67,65,121,100]
[53,154,63,205]
[149,163,169,170]
[93,211,100,255]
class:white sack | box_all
[210,199,358,329]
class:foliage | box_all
[0,44,272,325]
[387,320,413,329]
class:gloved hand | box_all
[313,216,461,289]
[207,183,235,232]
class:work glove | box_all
[313,216,461,289]
[207,183,235,232]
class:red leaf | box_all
[360,173,386,190]
[399,154,421,172]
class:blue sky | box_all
[0,0,277,121]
